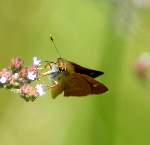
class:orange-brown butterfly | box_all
[43,35,108,98]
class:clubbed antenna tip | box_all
[49,34,54,42]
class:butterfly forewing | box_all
[70,61,104,78]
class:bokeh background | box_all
[0,0,150,145]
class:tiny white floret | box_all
[36,84,45,96]
[0,77,7,84]
[33,56,41,66]
[27,71,37,80]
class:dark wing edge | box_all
[70,61,104,78]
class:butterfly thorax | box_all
[57,58,75,74]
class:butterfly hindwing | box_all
[51,82,64,98]
[64,73,91,96]
[64,73,108,97]
[80,74,108,94]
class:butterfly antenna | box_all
[49,34,61,58]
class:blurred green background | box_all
[0,0,150,145]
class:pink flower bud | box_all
[10,57,24,72]
[135,52,150,80]
[0,69,12,84]
[20,85,39,101]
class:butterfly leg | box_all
[49,79,58,88]
[41,71,51,78]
